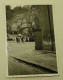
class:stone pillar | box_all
[36,5,50,50]
[47,6,55,51]
[30,6,43,50]
[37,5,55,51]
[34,30,43,50]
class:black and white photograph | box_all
[6,5,58,76]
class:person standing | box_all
[16,36,18,43]
[21,36,24,42]
[16,36,20,44]
[18,37,20,43]
[27,35,29,42]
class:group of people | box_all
[16,35,29,44]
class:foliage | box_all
[6,5,14,20]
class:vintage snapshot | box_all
[6,5,58,77]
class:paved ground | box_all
[8,56,51,75]
[8,41,58,75]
